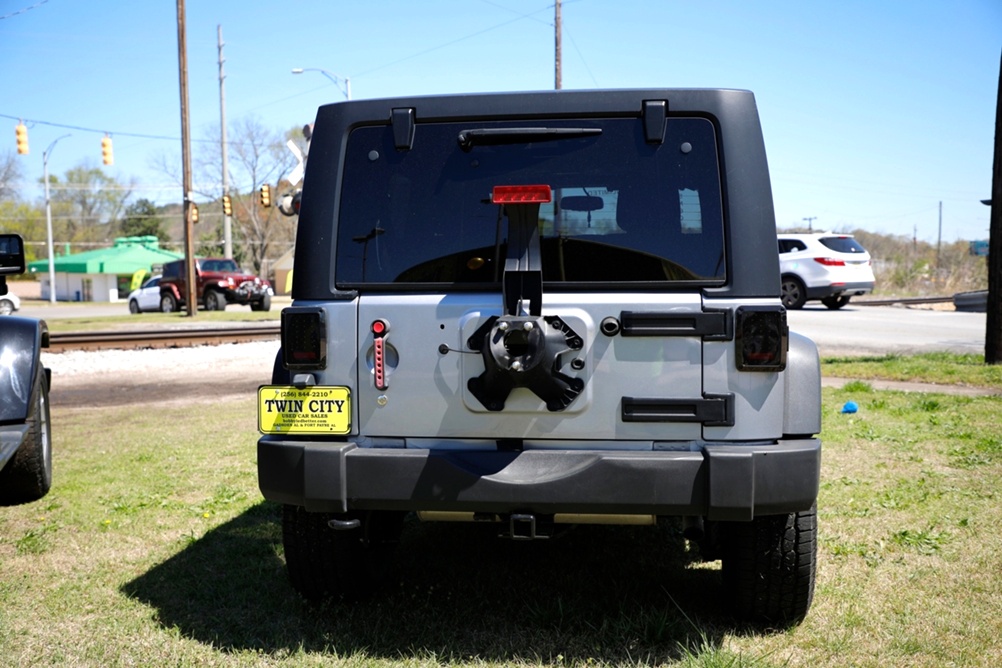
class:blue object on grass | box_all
[841,401,858,414]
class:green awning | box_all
[27,236,184,275]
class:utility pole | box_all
[176,0,197,317]
[985,48,1002,364]
[802,216,816,232]
[218,25,232,259]
[554,0,562,90]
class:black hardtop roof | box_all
[314,88,755,122]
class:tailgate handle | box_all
[622,394,734,427]
[619,310,731,340]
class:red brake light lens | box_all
[813,257,845,267]
[491,184,552,204]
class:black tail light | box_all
[281,306,327,370]
[734,306,788,372]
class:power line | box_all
[0,0,48,21]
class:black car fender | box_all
[0,316,49,424]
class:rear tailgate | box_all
[354,293,761,444]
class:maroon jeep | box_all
[159,258,272,312]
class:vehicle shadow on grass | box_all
[122,502,751,663]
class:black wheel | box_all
[0,298,13,315]
[721,506,817,626]
[0,364,52,506]
[251,293,272,312]
[780,276,807,310]
[205,290,226,311]
[282,505,405,601]
[129,299,140,314]
[821,295,851,310]
[160,293,177,313]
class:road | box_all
[13,298,990,358]
[786,304,986,357]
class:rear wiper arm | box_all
[457,127,602,151]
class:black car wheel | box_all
[0,364,52,506]
[780,276,807,309]
[821,295,851,310]
[129,299,140,314]
[250,293,272,312]
[205,290,226,311]
[0,298,14,315]
[282,505,405,601]
[721,506,817,626]
[160,294,177,313]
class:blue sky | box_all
[1,0,999,242]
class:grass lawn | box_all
[1,355,1000,666]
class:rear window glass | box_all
[335,117,725,287]
[819,237,867,254]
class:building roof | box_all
[27,236,184,275]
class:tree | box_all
[0,150,25,201]
[44,162,135,245]
[151,116,301,273]
[0,200,45,264]
[120,198,169,242]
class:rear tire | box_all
[821,295,851,310]
[129,299,140,314]
[0,364,52,506]
[780,276,807,310]
[282,505,405,601]
[160,293,177,313]
[721,506,817,626]
[0,298,14,315]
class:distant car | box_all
[0,290,19,315]
[128,275,162,314]
[778,232,875,309]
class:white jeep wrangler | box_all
[258,89,822,625]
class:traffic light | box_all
[222,194,232,216]
[191,203,199,224]
[15,122,28,155]
[260,184,272,207]
[101,135,113,166]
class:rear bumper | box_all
[806,281,874,300]
[257,437,821,521]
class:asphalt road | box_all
[12,298,990,358]
[786,304,987,357]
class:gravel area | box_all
[43,341,279,408]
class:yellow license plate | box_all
[258,386,351,435]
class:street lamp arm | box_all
[292,67,351,100]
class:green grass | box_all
[822,352,1002,391]
[2,359,1002,666]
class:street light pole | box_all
[42,134,71,304]
[292,67,351,100]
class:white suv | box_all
[778,232,875,309]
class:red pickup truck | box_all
[159,258,272,312]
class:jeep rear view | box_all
[258,89,822,625]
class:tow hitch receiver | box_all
[508,513,551,540]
